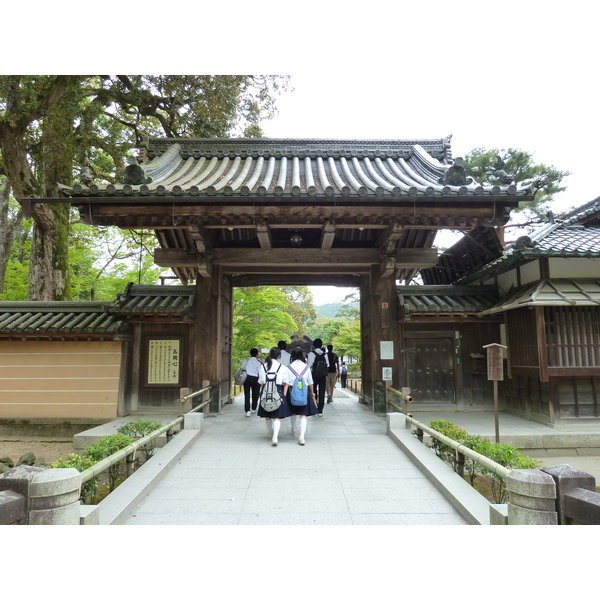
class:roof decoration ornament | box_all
[438,157,473,186]
[486,155,514,185]
[122,156,153,185]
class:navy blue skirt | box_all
[290,393,320,416]
[257,385,293,419]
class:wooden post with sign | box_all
[483,343,507,443]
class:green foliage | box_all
[463,147,570,220]
[232,286,301,366]
[427,419,539,504]
[427,419,468,465]
[51,453,99,504]
[0,75,289,299]
[117,418,162,461]
[471,439,540,503]
[83,432,134,492]
[331,321,362,361]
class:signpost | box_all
[483,343,507,443]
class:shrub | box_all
[427,419,540,504]
[51,453,98,504]
[471,439,539,503]
[117,419,162,461]
[427,419,468,469]
[83,433,134,492]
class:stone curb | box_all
[387,414,492,525]
[89,428,202,525]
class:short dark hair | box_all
[313,338,323,348]
[290,347,305,363]
[250,348,259,357]
[277,340,287,350]
[327,344,333,351]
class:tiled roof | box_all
[420,227,504,285]
[0,285,196,336]
[0,302,120,336]
[479,279,600,315]
[458,198,600,284]
[60,137,531,201]
[111,284,195,315]
[398,286,499,314]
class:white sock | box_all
[290,415,297,433]
[300,418,307,440]
[272,420,281,441]
[266,419,273,435]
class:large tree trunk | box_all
[0,178,24,295]
[28,204,71,301]
[0,76,77,301]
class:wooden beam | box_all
[378,219,403,253]
[256,220,272,249]
[155,247,438,270]
[188,222,213,253]
[320,220,336,250]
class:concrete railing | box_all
[386,390,600,525]
[0,384,212,525]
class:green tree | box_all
[0,75,289,300]
[331,321,361,361]
[463,147,570,220]
[278,286,317,338]
[232,287,297,366]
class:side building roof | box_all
[0,285,196,339]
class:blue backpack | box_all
[288,364,309,406]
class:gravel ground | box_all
[0,437,74,467]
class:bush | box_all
[51,453,98,504]
[117,419,162,461]
[427,419,540,504]
[427,419,468,467]
[83,433,134,492]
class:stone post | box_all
[0,465,81,525]
[542,464,596,525]
[506,468,558,525]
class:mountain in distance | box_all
[315,301,359,320]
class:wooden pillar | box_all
[361,266,402,412]
[193,265,231,412]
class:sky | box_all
[7,3,599,308]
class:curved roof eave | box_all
[59,138,530,202]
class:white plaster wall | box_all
[549,257,600,278]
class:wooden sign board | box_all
[483,343,506,381]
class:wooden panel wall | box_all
[545,306,600,368]
[506,308,539,368]
[0,341,122,419]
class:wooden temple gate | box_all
[35,136,530,413]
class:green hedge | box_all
[427,419,539,503]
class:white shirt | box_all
[287,359,313,387]
[258,360,286,385]
[244,356,263,377]
[279,349,291,366]
[307,347,329,368]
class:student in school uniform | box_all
[257,347,292,446]
[242,348,263,416]
[286,346,319,445]
[307,338,329,416]
[277,340,291,366]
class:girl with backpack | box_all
[287,347,319,445]
[257,347,292,446]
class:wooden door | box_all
[405,338,455,403]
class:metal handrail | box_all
[79,385,212,484]
[386,388,510,480]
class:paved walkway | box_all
[124,388,468,525]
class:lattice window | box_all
[545,306,600,367]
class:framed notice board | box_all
[145,337,183,387]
